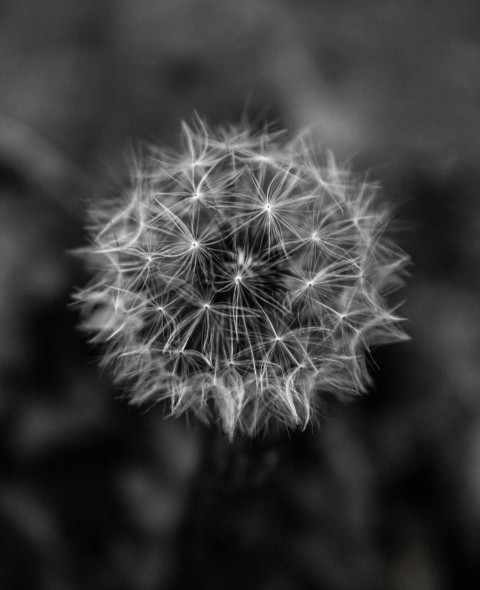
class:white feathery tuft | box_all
[74,118,409,438]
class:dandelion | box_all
[75,118,408,438]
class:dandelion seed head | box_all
[75,117,409,438]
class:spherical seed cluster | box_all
[76,119,408,438]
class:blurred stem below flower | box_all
[170,424,284,589]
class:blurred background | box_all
[1,0,480,588]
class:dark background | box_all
[1,1,480,588]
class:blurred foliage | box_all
[1,1,480,589]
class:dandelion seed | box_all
[74,117,409,438]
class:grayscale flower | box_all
[75,118,408,438]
